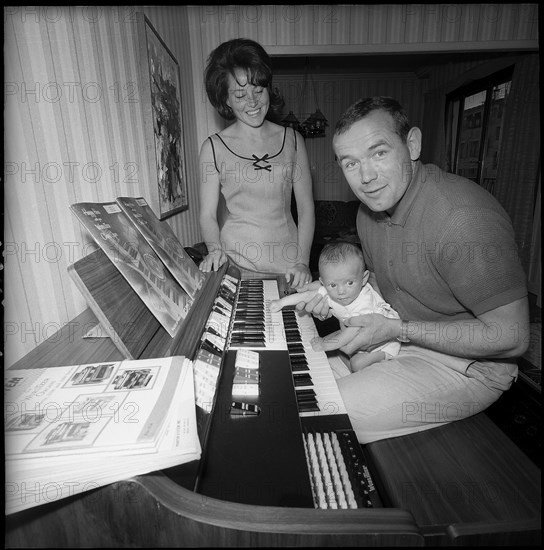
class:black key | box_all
[233,322,265,329]
[291,364,309,373]
[296,392,317,402]
[231,334,264,341]
[297,401,320,412]
[293,374,313,387]
[296,388,316,396]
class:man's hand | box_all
[294,281,331,320]
[341,313,398,354]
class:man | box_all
[300,97,529,444]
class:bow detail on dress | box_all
[252,153,272,172]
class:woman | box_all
[198,38,314,288]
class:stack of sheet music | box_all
[5,356,201,515]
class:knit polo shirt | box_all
[356,161,527,323]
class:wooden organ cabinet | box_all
[5,250,541,547]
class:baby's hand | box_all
[269,300,282,313]
[311,331,344,352]
[311,336,325,351]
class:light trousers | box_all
[329,344,516,444]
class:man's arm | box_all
[343,297,530,359]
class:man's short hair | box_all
[334,96,411,142]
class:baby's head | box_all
[318,242,369,306]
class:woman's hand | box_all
[285,263,312,289]
[199,249,227,272]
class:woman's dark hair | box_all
[204,38,282,121]
[334,97,411,142]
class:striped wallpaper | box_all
[4,4,538,366]
[191,4,538,49]
[4,6,201,365]
[186,3,538,155]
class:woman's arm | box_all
[288,131,315,286]
[198,139,227,272]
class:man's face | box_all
[333,110,421,213]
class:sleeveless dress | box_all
[208,127,302,275]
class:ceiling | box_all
[271,51,524,76]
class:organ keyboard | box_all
[229,279,287,351]
[168,266,382,510]
[282,308,347,417]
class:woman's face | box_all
[226,67,270,127]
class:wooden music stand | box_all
[68,248,167,359]
[68,247,223,362]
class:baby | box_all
[270,242,401,371]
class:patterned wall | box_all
[4,6,200,365]
[5,4,538,366]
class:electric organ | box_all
[168,267,384,511]
[5,257,541,547]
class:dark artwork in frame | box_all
[137,12,189,220]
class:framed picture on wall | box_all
[137,12,188,219]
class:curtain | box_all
[421,89,448,171]
[494,54,540,275]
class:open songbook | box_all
[5,356,201,515]
[116,197,205,299]
[70,200,201,338]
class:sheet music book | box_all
[71,202,191,337]
[116,197,205,299]
[5,356,201,515]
